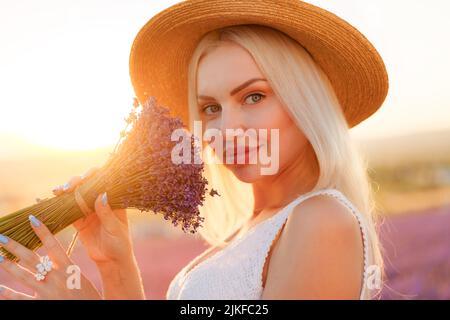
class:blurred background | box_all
[0,0,449,299]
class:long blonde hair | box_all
[186,24,384,297]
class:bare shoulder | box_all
[288,193,361,236]
[261,194,364,299]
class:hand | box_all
[0,215,101,299]
[53,168,145,299]
[53,168,134,265]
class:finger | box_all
[52,184,64,196]
[52,176,82,196]
[94,192,124,234]
[0,285,34,300]
[52,167,100,196]
[80,167,100,181]
[0,256,40,292]
[72,215,92,232]
[28,215,70,266]
[0,234,40,270]
[113,209,128,225]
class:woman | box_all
[0,0,388,299]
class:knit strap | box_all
[258,188,371,299]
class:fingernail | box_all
[0,234,8,245]
[52,185,63,192]
[101,192,108,206]
[62,182,71,191]
[29,215,41,227]
[0,256,4,263]
[81,169,91,180]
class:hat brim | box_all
[129,0,389,128]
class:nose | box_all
[219,107,246,144]
[219,107,252,163]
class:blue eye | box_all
[244,93,265,105]
[202,104,222,115]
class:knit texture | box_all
[166,188,373,299]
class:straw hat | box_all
[129,0,389,128]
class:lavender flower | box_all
[0,96,217,261]
[91,96,212,233]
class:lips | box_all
[224,144,261,163]
[235,145,258,156]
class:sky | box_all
[0,0,449,151]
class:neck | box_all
[251,142,319,217]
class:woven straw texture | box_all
[129,0,389,128]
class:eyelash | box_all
[201,92,266,115]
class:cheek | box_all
[259,102,297,142]
[248,96,292,131]
[200,119,224,155]
[269,110,308,163]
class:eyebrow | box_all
[197,78,267,100]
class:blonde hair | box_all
[187,24,384,298]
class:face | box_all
[196,42,309,183]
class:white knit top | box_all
[166,188,374,300]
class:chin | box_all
[227,164,265,183]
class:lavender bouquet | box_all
[0,96,216,261]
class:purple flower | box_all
[96,96,215,233]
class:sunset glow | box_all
[1,0,449,152]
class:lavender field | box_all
[138,203,450,299]
[0,203,448,299]
[82,203,450,300]
[379,204,450,299]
